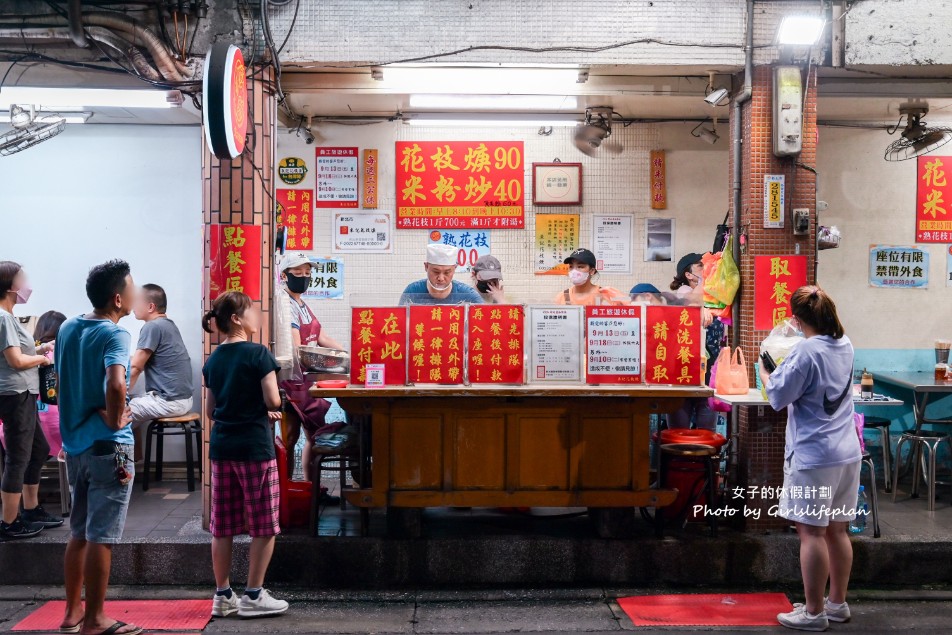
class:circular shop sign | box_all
[203,43,247,160]
[278,157,308,184]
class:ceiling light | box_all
[0,111,91,124]
[408,94,578,111]
[704,87,730,107]
[776,15,825,46]
[0,87,181,111]
[404,113,580,127]
[377,66,583,95]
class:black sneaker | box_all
[318,491,340,506]
[0,517,44,541]
[21,505,64,528]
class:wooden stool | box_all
[892,430,952,511]
[655,443,719,538]
[863,416,893,493]
[860,451,881,538]
[143,413,201,492]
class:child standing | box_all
[201,292,288,619]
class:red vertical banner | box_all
[468,305,525,384]
[754,255,808,329]
[208,224,262,300]
[408,305,465,384]
[275,189,314,251]
[644,306,703,386]
[585,306,642,384]
[916,155,952,242]
[350,307,408,385]
[649,150,667,209]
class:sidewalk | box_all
[1,586,952,633]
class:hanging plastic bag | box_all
[706,236,740,306]
[708,354,733,412]
[714,346,750,395]
[700,252,723,307]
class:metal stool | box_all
[860,451,881,538]
[654,443,719,538]
[892,430,952,511]
[143,412,202,492]
[863,416,893,493]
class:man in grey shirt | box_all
[129,284,193,427]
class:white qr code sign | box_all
[333,211,393,253]
[365,364,386,388]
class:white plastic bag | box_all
[760,319,804,364]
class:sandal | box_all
[83,622,143,635]
[59,622,82,634]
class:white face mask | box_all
[428,280,452,292]
[567,269,589,286]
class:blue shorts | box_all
[66,443,134,544]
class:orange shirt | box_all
[553,286,629,306]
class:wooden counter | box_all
[309,383,711,537]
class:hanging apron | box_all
[282,297,331,441]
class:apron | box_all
[282,296,331,440]
[295,299,323,346]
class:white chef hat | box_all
[426,243,459,266]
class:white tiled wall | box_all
[275,121,728,344]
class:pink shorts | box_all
[210,459,281,538]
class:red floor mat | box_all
[12,599,211,632]
[617,592,794,627]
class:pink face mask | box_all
[12,285,32,305]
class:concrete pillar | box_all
[200,66,277,527]
[730,64,818,532]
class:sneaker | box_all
[794,599,850,623]
[21,505,64,528]
[318,491,340,506]
[211,591,239,617]
[0,517,43,541]
[778,604,829,632]
[237,589,289,618]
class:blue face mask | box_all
[791,318,804,338]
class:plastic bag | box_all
[700,252,723,307]
[714,346,749,395]
[706,236,740,306]
[759,319,804,362]
[708,355,733,412]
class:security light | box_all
[776,15,825,46]
[704,87,730,107]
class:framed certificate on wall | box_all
[532,162,582,206]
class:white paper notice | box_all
[333,211,393,253]
[528,306,583,381]
[593,215,632,273]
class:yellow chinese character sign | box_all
[755,255,808,329]
[349,307,408,385]
[209,224,261,300]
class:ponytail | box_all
[669,272,688,292]
[790,285,845,339]
[202,291,253,335]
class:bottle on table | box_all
[848,485,868,534]
[861,369,874,400]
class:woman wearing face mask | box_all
[553,248,628,306]
[0,262,61,541]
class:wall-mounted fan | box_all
[574,106,623,157]
[0,105,67,157]
[884,102,952,161]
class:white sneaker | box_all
[237,589,289,618]
[794,599,850,623]
[778,604,829,631]
[211,591,238,617]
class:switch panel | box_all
[773,66,803,157]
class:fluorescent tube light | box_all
[379,67,582,94]
[409,94,578,111]
[776,15,825,46]
[0,87,181,110]
[405,114,580,127]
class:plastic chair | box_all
[142,412,201,492]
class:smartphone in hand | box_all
[760,351,777,373]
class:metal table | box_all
[871,371,952,432]
[712,388,904,408]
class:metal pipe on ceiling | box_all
[67,0,87,48]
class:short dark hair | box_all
[0,261,22,295]
[86,260,131,310]
[34,311,67,344]
[142,283,167,313]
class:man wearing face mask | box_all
[553,248,628,306]
[399,244,484,305]
[471,255,507,304]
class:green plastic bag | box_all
[706,235,740,306]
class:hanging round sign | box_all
[278,157,308,184]
[203,42,247,160]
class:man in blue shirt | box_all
[399,243,483,305]
[55,260,142,635]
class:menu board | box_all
[408,305,464,384]
[350,307,407,385]
[585,306,642,384]
[528,306,583,382]
[468,305,525,384]
[316,147,359,208]
[643,306,703,385]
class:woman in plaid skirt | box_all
[201,292,288,619]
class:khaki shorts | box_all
[776,457,862,527]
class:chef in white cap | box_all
[398,243,484,305]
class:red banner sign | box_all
[408,305,465,384]
[350,307,408,385]
[467,305,525,384]
[916,155,952,242]
[208,224,261,300]
[395,141,525,229]
[754,255,808,330]
[585,306,642,384]
[644,306,703,385]
[275,189,314,251]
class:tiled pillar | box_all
[730,65,818,532]
[200,67,276,527]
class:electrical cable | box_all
[276,0,300,55]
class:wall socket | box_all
[793,208,810,235]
